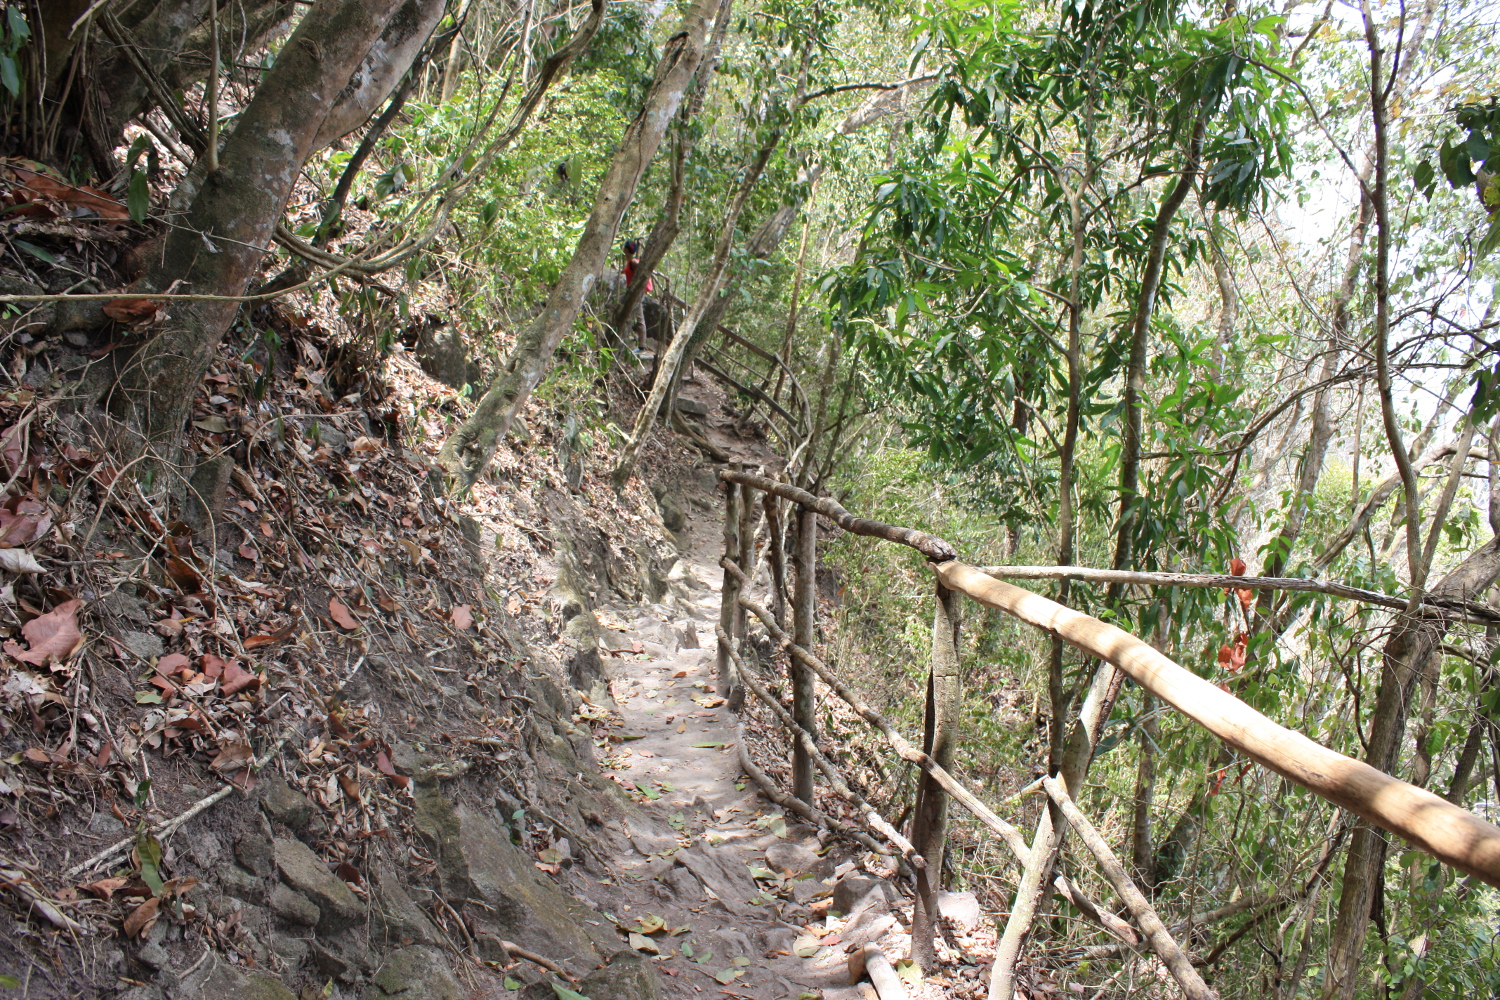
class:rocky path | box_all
[568,508,916,1000]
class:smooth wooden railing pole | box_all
[792,501,817,804]
[910,580,961,971]
[716,467,743,699]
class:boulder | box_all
[234,832,275,877]
[412,791,608,961]
[370,866,441,947]
[935,890,983,931]
[674,845,762,916]
[259,774,314,830]
[831,875,897,916]
[183,961,297,1000]
[365,945,462,1000]
[273,837,363,931]
[268,884,319,927]
[574,950,662,1000]
[766,841,833,879]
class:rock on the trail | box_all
[365,945,463,1000]
[935,889,983,930]
[790,878,833,905]
[259,774,314,830]
[370,864,443,946]
[414,790,611,962]
[273,837,364,931]
[766,841,834,878]
[574,950,663,1000]
[675,844,764,916]
[183,961,298,1000]
[831,875,898,916]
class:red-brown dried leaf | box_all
[8,163,130,220]
[243,623,295,649]
[164,556,202,593]
[336,772,360,801]
[4,599,83,668]
[101,298,165,326]
[328,597,358,630]
[220,660,260,696]
[1229,557,1247,576]
[155,652,191,677]
[451,604,473,631]
[82,877,129,900]
[122,896,160,938]
[210,742,253,773]
[374,750,409,789]
[237,543,259,562]
[199,653,225,679]
[335,862,362,885]
[0,501,50,548]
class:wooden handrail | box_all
[978,564,1500,625]
[935,561,1500,889]
[719,470,956,561]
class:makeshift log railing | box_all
[714,467,1500,1000]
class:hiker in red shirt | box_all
[622,238,652,348]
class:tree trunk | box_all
[1131,691,1159,888]
[438,0,727,493]
[610,134,777,489]
[1320,541,1500,999]
[608,0,733,338]
[1110,118,1205,586]
[910,581,961,971]
[107,0,428,469]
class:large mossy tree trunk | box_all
[105,0,439,470]
[437,0,730,494]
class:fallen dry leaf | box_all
[81,877,129,901]
[156,652,191,676]
[451,604,473,630]
[210,742,253,773]
[220,660,260,696]
[328,596,358,630]
[122,896,161,938]
[4,599,83,668]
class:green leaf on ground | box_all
[629,932,659,954]
[681,942,694,958]
[731,956,750,967]
[551,984,592,1000]
[691,742,727,748]
[504,978,521,990]
[895,959,921,985]
[714,969,743,984]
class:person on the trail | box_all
[622,238,652,348]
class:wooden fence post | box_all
[716,466,742,699]
[910,580,961,970]
[764,495,789,629]
[791,502,817,804]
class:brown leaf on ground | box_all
[375,750,409,789]
[0,500,51,548]
[199,653,225,679]
[336,862,362,884]
[164,556,202,592]
[4,599,83,668]
[220,660,260,696]
[451,604,473,630]
[122,896,160,938]
[210,742,253,773]
[7,162,131,220]
[101,297,166,326]
[328,596,358,630]
[155,652,191,676]
[243,623,296,649]
[81,877,129,900]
